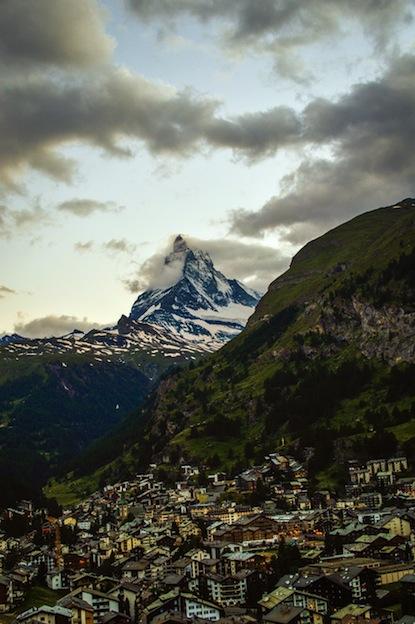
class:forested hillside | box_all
[0,353,150,506]
[50,199,415,501]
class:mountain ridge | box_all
[1,236,260,364]
[54,198,415,501]
[129,234,261,345]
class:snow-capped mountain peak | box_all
[129,236,261,346]
[0,333,26,346]
[172,234,189,254]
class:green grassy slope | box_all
[53,199,415,501]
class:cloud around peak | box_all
[123,243,186,293]
[123,235,288,294]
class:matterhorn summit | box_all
[172,234,189,253]
[129,235,261,346]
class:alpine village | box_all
[2,200,415,624]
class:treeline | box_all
[189,414,242,440]
[333,244,415,306]
[0,448,49,508]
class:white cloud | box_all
[124,242,186,292]
[58,198,123,217]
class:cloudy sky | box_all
[1,0,415,337]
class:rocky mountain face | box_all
[315,297,415,363]
[61,199,415,498]
[0,316,211,382]
[130,235,260,347]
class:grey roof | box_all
[331,566,371,585]
[164,573,185,585]
[101,613,130,623]
[264,605,303,623]
[16,605,72,621]
[58,595,94,611]
[122,560,149,571]
[277,573,321,590]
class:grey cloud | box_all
[188,236,289,291]
[124,248,186,292]
[12,204,51,228]
[103,239,137,254]
[130,0,409,31]
[123,279,142,294]
[74,238,137,255]
[0,68,303,188]
[0,0,114,69]
[14,314,107,339]
[57,198,123,217]
[128,0,413,80]
[231,159,400,238]
[205,107,301,161]
[0,70,213,188]
[74,241,94,253]
[0,284,16,298]
[3,48,414,242]
[231,53,415,241]
[0,202,51,237]
[0,205,7,228]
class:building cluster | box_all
[1,453,415,624]
[348,458,409,490]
